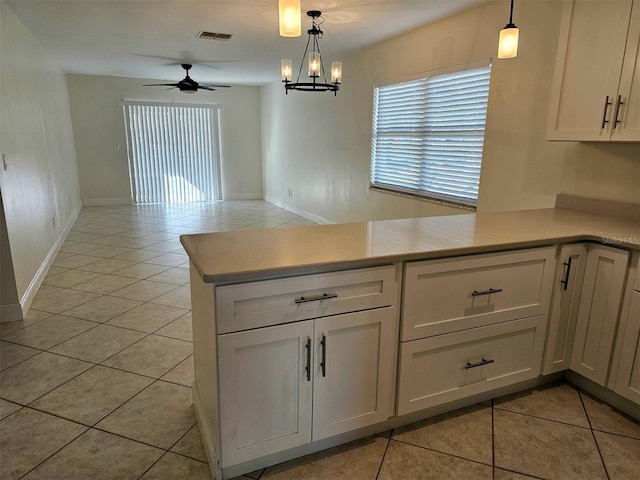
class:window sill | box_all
[369,185,477,212]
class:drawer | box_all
[216,265,397,334]
[402,246,556,340]
[397,314,547,415]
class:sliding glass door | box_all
[121,101,222,204]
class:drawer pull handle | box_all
[465,358,495,370]
[295,292,338,304]
[320,334,327,377]
[305,337,311,382]
[560,257,573,291]
[471,288,503,297]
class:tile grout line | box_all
[374,430,392,480]
[492,404,593,431]
[15,421,88,480]
[389,437,494,469]
[577,388,611,480]
[491,398,495,480]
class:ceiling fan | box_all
[143,64,230,93]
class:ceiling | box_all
[6,0,490,86]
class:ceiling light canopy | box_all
[279,0,301,37]
[281,10,342,95]
[498,0,519,59]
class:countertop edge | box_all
[186,235,638,285]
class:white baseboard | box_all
[223,192,263,201]
[264,195,335,225]
[82,197,132,206]
[19,202,82,316]
[0,303,23,323]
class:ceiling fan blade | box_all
[198,83,231,89]
[143,83,180,87]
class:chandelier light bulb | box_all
[309,52,321,78]
[281,59,292,82]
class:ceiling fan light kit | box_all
[143,64,230,93]
[281,10,342,95]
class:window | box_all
[370,61,491,208]
[121,101,222,204]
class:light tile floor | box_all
[1,201,638,480]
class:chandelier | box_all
[281,10,342,95]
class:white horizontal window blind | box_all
[122,102,222,204]
[371,63,491,208]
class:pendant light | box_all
[281,10,342,95]
[498,0,519,59]
[279,0,301,37]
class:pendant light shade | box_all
[279,0,301,37]
[498,26,519,59]
[498,0,519,59]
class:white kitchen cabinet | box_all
[612,291,640,403]
[570,245,630,385]
[218,307,395,466]
[543,243,588,374]
[547,0,640,141]
[215,265,398,469]
[609,253,640,404]
[397,315,548,415]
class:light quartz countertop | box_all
[180,208,640,284]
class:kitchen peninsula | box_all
[181,206,640,480]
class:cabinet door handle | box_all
[471,288,503,297]
[613,95,624,129]
[320,334,327,377]
[560,257,573,291]
[601,95,612,129]
[465,358,495,370]
[305,337,311,382]
[295,292,338,304]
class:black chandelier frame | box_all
[283,10,340,95]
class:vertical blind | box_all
[121,102,222,204]
[370,63,491,207]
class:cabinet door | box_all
[543,243,588,374]
[218,321,313,467]
[571,245,629,385]
[547,0,633,141]
[312,308,395,440]
[611,1,640,141]
[612,291,640,403]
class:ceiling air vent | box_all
[197,31,233,41]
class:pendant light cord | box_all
[507,0,516,28]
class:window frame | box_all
[370,59,492,210]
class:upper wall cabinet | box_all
[547,0,640,142]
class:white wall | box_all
[262,0,640,223]
[0,0,82,316]
[66,75,264,204]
